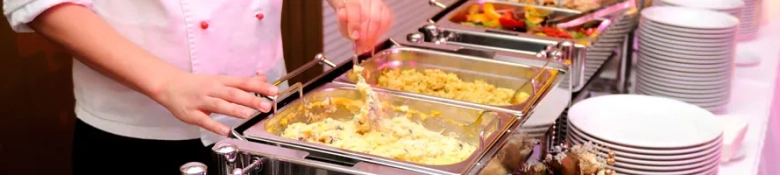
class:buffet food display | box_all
[451,3,601,40]
[377,69,529,106]
[179,0,641,174]
[502,0,602,11]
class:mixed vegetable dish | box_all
[451,3,600,40]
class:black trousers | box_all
[72,119,215,175]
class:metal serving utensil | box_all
[227,54,336,141]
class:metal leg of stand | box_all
[615,30,635,94]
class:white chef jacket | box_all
[4,0,289,145]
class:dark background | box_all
[0,1,324,174]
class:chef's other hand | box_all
[153,72,278,136]
[337,0,393,54]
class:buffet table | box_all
[716,1,779,174]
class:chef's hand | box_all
[153,72,278,136]
[336,0,393,54]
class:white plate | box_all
[636,69,731,88]
[639,28,736,47]
[634,71,731,93]
[567,123,722,155]
[639,39,734,57]
[565,138,722,170]
[635,85,731,104]
[636,59,733,79]
[660,0,745,10]
[639,53,733,70]
[567,134,722,167]
[641,6,740,29]
[641,22,737,39]
[638,57,733,75]
[636,68,732,88]
[637,70,732,89]
[568,95,723,149]
[611,159,719,175]
[641,19,737,34]
[637,29,734,48]
[639,46,734,64]
[639,32,736,53]
[637,28,737,51]
[634,89,730,106]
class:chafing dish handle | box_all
[180,162,208,175]
[428,0,446,9]
[255,53,335,106]
[541,41,582,91]
[208,139,423,175]
[270,53,336,87]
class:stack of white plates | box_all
[568,95,723,175]
[653,0,763,41]
[636,6,738,113]
[737,0,763,40]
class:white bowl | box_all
[641,6,740,29]
[568,95,723,149]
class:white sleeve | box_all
[3,0,94,32]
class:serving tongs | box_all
[548,0,635,28]
[229,54,336,141]
[350,12,386,129]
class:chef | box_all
[3,0,392,174]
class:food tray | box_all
[242,83,520,175]
[446,1,608,42]
[410,0,638,92]
[334,47,567,115]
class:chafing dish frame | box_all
[408,0,639,92]
[333,46,568,116]
[197,30,579,175]
[242,82,518,175]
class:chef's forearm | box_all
[28,3,184,98]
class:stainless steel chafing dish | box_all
[334,47,567,115]
[242,83,517,175]
[179,39,577,174]
[408,0,639,92]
